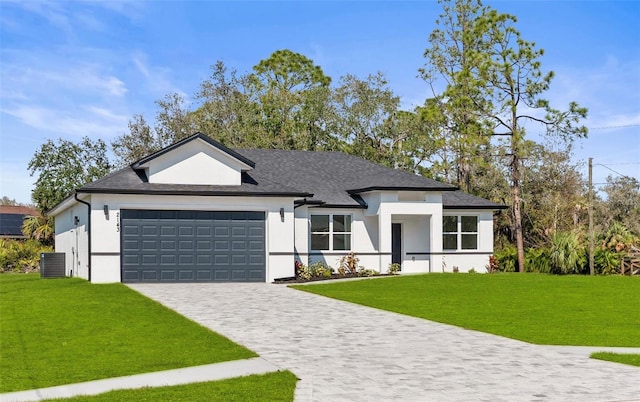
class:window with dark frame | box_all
[443,215,478,251]
[310,214,352,251]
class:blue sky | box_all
[1,0,639,205]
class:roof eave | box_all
[443,205,508,210]
[131,133,256,170]
[46,191,88,216]
[77,188,313,198]
[348,186,458,194]
[310,203,368,209]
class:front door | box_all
[391,223,402,268]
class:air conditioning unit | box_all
[40,252,66,278]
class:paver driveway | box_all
[130,283,640,402]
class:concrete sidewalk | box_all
[0,357,282,402]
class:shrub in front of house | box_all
[0,239,52,273]
[338,251,359,275]
[295,261,334,280]
[387,263,400,275]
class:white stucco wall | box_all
[54,201,89,279]
[52,189,497,283]
[441,210,495,273]
[297,207,379,270]
[54,194,295,283]
[296,191,447,275]
[145,140,249,185]
[392,215,431,274]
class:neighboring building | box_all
[48,133,505,283]
[0,205,39,239]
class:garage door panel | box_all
[161,255,175,265]
[214,227,229,237]
[232,270,247,280]
[197,255,211,265]
[178,270,194,281]
[249,240,263,250]
[142,270,158,280]
[179,226,194,236]
[196,241,211,251]
[197,226,212,237]
[215,255,229,265]
[232,241,246,251]
[122,240,139,251]
[142,240,157,250]
[248,270,264,280]
[214,211,231,221]
[179,240,194,250]
[121,209,265,283]
[214,270,229,280]
[179,255,194,264]
[249,255,264,265]
[123,225,138,235]
[197,270,212,280]
[232,255,247,265]
[123,255,139,265]
[213,240,228,250]
[161,270,176,280]
[160,240,176,251]
[231,226,246,237]
[160,226,176,236]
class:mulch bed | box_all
[273,273,392,284]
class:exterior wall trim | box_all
[407,251,492,256]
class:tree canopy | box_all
[27,6,637,275]
[28,137,111,212]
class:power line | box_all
[594,162,640,166]
[596,163,636,179]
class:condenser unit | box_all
[40,252,65,278]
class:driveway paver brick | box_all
[130,283,640,402]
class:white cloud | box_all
[132,51,187,99]
[0,50,128,100]
[2,0,144,35]
[1,105,128,139]
[550,56,640,125]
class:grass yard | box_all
[292,273,640,347]
[590,353,640,367]
[44,371,298,401]
[0,274,256,393]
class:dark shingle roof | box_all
[80,166,311,197]
[236,149,455,206]
[442,191,507,210]
[77,135,503,210]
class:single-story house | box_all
[0,205,39,239]
[48,132,505,283]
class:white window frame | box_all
[443,215,478,251]
[310,214,352,251]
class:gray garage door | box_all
[121,210,265,283]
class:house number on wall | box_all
[116,212,120,232]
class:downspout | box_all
[74,192,91,282]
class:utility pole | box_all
[588,157,594,275]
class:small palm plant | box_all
[549,231,587,274]
[22,215,54,246]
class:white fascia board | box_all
[46,192,90,217]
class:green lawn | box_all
[292,273,640,346]
[44,371,298,401]
[590,353,640,367]
[0,274,256,393]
